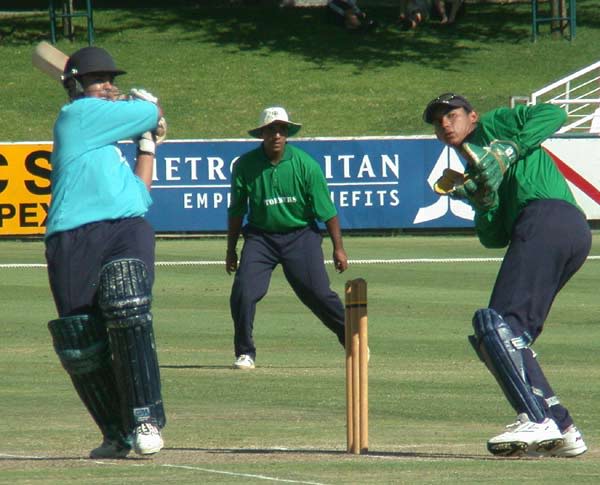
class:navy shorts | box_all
[45,217,155,317]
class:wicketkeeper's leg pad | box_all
[48,315,129,446]
[469,308,546,423]
[98,259,166,432]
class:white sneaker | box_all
[233,354,255,369]
[89,438,131,459]
[487,413,564,457]
[529,425,588,458]
[133,423,164,455]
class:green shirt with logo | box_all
[465,104,579,248]
[228,143,337,232]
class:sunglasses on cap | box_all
[423,93,473,124]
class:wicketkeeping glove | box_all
[462,140,520,193]
[434,168,471,195]
[466,185,499,212]
[433,168,498,211]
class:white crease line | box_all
[1,452,328,485]
[161,463,329,484]
[0,453,49,459]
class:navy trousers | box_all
[230,224,346,360]
[489,199,591,431]
[45,217,155,317]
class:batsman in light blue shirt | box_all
[45,46,167,460]
[46,96,157,237]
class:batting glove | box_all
[155,116,167,144]
[137,131,156,155]
[129,88,158,104]
[129,88,167,144]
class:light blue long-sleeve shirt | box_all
[45,97,158,238]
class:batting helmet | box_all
[63,46,126,82]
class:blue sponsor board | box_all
[120,138,475,232]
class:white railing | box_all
[516,60,600,134]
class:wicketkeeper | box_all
[45,46,166,459]
[423,93,591,457]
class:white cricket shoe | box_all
[133,423,164,455]
[487,413,564,457]
[528,425,588,458]
[233,354,255,369]
[89,438,131,459]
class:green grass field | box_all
[2,2,600,482]
[2,1,600,140]
[2,235,600,483]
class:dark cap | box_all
[423,93,473,124]
[63,46,126,81]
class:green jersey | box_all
[228,143,337,232]
[465,104,578,248]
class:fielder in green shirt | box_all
[226,106,348,370]
[424,93,591,458]
[228,141,337,233]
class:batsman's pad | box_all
[469,308,546,423]
[48,315,129,446]
[98,259,166,431]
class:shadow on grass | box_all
[104,5,527,71]
[0,448,534,462]
[0,5,570,69]
[168,446,512,461]
[3,3,599,69]
[0,454,151,462]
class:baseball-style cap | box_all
[423,93,474,124]
[248,106,302,138]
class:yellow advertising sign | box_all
[0,143,52,236]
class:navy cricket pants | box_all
[230,224,346,360]
[489,199,591,430]
[45,217,155,317]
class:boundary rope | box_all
[1,255,599,269]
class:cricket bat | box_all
[32,41,68,83]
